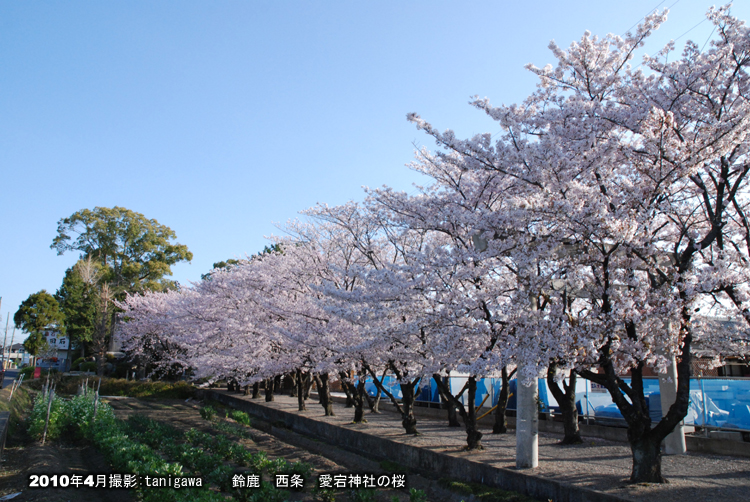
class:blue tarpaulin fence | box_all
[360,375,750,431]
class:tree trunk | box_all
[252,382,260,399]
[314,374,324,403]
[366,372,383,414]
[546,364,582,445]
[400,382,418,434]
[340,371,367,423]
[296,369,306,411]
[340,371,355,408]
[434,374,483,450]
[579,319,693,483]
[243,385,250,396]
[274,375,282,394]
[630,434,666,483]
[436,375,460,427]
[362,363,419,434]
[317,373,335,416]
[303,373,312,400]
[289,372,298,397]
[493,367,514,434]
[265,377,275,402]
[464,377,483,450]
[353,375,367,423]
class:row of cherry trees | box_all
[118,6,750,483]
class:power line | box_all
[622,0,671,36]
[672,17,709,43]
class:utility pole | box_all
[2,311,9,371]
[7,327,16,369]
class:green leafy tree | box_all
[51,207,192,364]
[51,206,193,295]
[14,290,65,356]
[201,258,243,280]
[55,260,100,357]
[200,246,281,280]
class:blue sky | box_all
[1,1,748,338]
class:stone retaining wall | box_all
[206,390,630,502]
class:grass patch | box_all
[26,376,196,399]
[230,409,251,425]
[211,419,257,440]
[0,385,35,439]
[438,479,538,502]
[199,405,217,420]
[93,378,196,399]
[379,459,408,474]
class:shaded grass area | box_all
[438,479,539,502]
[23,376,196,399]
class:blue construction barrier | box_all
[356,374,750,431]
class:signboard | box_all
[590,382,608,393]
[33,367,41,379]
[43,331,69,350]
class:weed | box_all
[438,478,537,502]
[379,459,408,473]
[231,409,251,425]
[409,488,428,502]
[313,486,337,502]
[349,488,378,502]
[200,405,217,421]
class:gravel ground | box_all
[216,390,750,502]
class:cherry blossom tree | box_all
[406,5,750,481]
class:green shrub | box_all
[230,409,251,425]
[72,357,85,370]
[349,489,378,502]
[199,405,216,421]
[27,392,111,441]
[81,361,98,372]
[410,488,428,502]
[27,394,66,440]
[246,481,286,502]
[26,394,225,502]
[380,459,408,473]
[19,366,57,379]
[437,478,537,502]
[101,379,196,399]
[212,419,256,440]
[313,487,337,502]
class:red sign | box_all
[33,367,41,379]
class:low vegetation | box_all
[0,384,34,438]
[22,375,196,399]
[438,479,538,502]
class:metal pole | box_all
[585,379,590,426]
[700,377,709,437]
[41,387,55,445]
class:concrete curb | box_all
[206,390,633,502]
